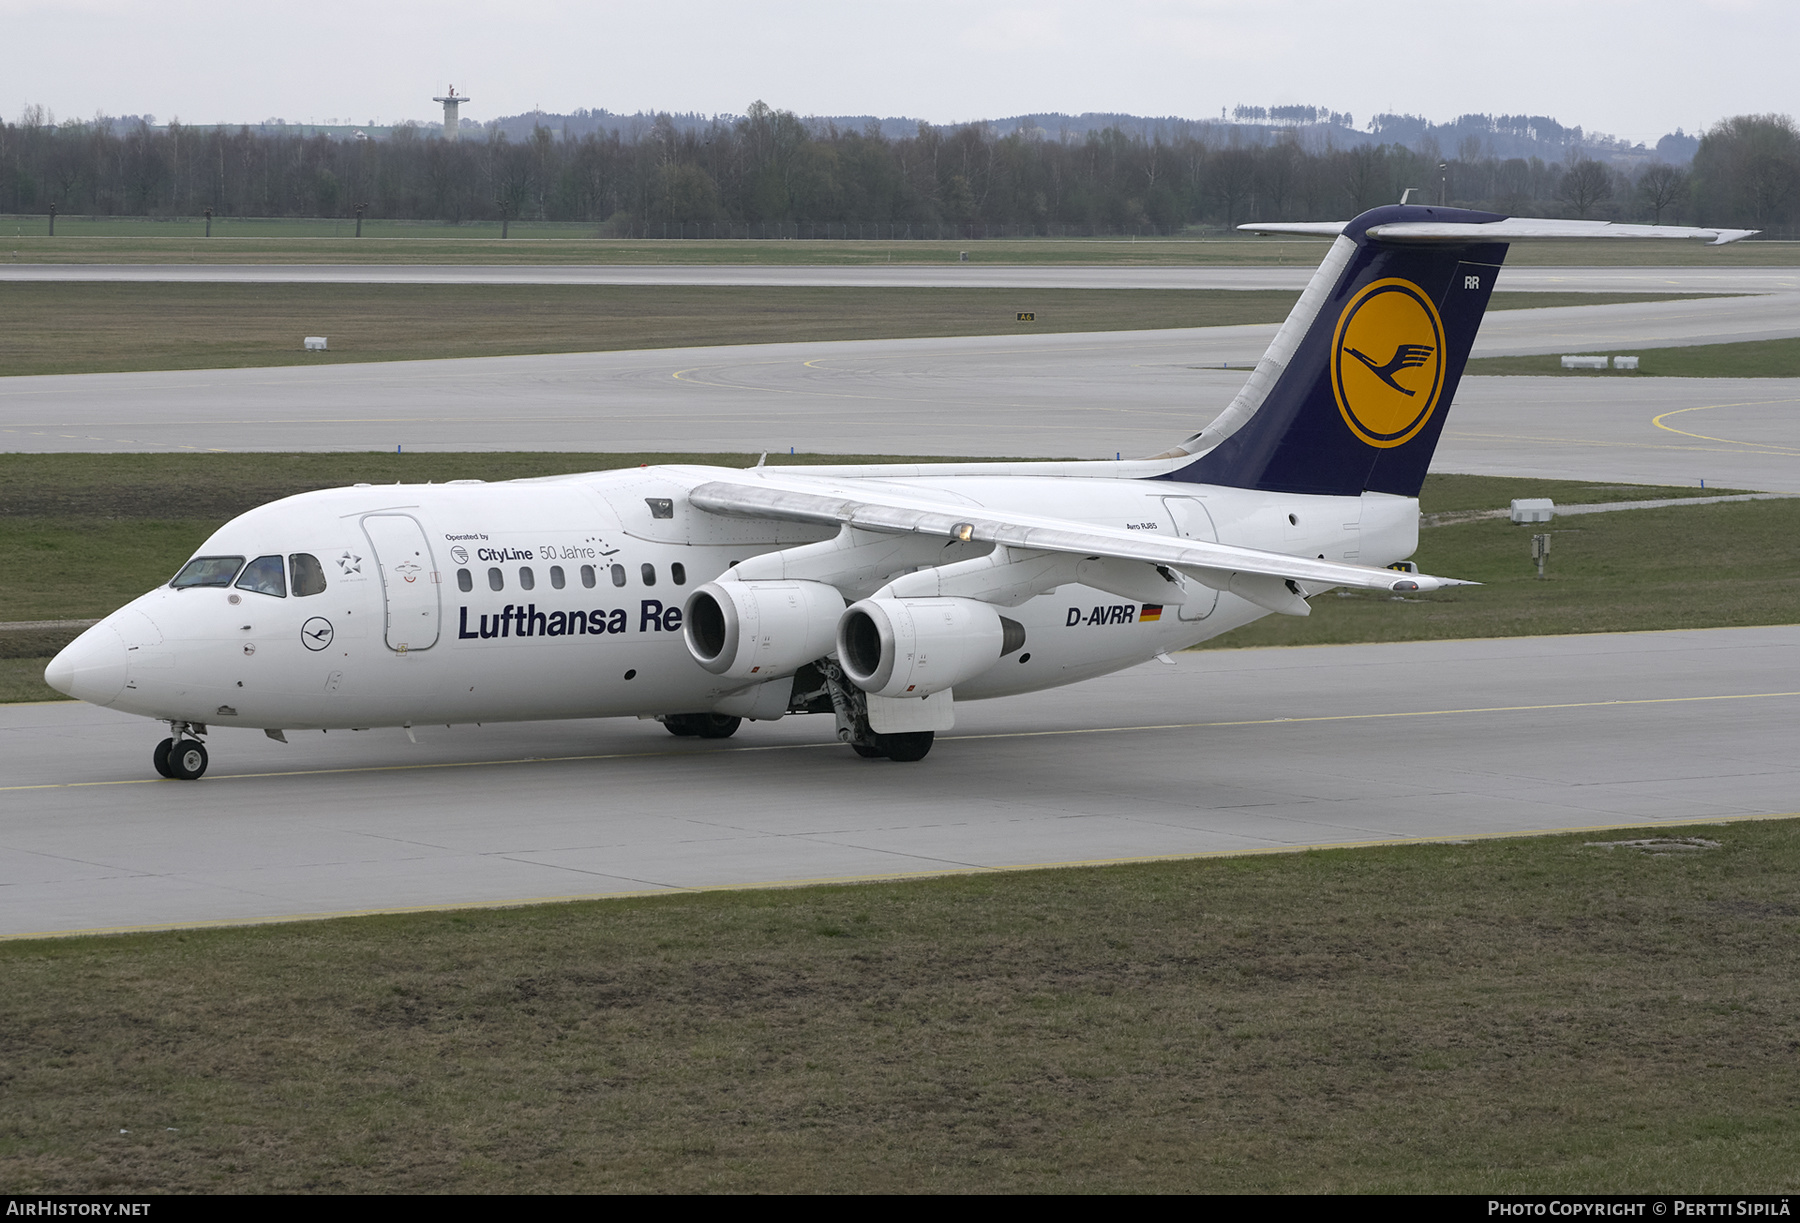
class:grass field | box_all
[4,817,1799,1192]
[0,283,1715,377]
[4,217,1798,266]
[1465,336,1800,378]
[3,456,1791,702]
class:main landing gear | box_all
[154,722,209,780]
[812,659,935,763]
[853,731,935,762]
[662,713,743,739]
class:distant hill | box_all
[472,105,1699,167]
[83,104,1700,167]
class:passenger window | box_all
[671,562,687,586]
[611,564,626,588]
[171,556,245,589]
[641,563,656,586]
[519,566,535,591]
[581,564,596,589]
[235,555,287,598]
[488,567,504,592]
[550,565,565,590]
[290,553,327,597]
[456,568,473,593]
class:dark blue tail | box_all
[1165,205,1509,498]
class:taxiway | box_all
[4,626,1795,939]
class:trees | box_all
[0,108,1787,236]
[1636,163,1688,224]
[1556,157,1613,218]
[1692,114,1800,231]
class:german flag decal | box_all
[1140,604,1163,622]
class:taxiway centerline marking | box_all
[7,688,1798,793]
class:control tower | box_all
[431,85,470,141]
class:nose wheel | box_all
[155,726,209,780]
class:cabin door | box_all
[361,514,441,651]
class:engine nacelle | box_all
[837,597,1021,698]
[683,579,845,681]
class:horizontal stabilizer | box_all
[1240,218,1758,245]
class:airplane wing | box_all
[685,472,1473,616]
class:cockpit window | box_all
[236,555,287,598]
[290,553,327,597]
[171,556,245,589]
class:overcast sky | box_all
[4,0,1790,144]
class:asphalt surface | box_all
[3,319,1795,489]
[4,263,1798,292]
[3,263,1798,938]
[5,626,1796,939]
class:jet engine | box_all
[836,597,1024,698]
[682,579,845,682]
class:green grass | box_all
[5,457,1795,702]
[1404,473,1752,512]
[4,217,1797,266]
[0,282,1715,377]
[4,819,1800,1192]
[1466,336,1800,378]
[1206,494,1800,650]
[0,657,61,702]
[0,284,1301,376]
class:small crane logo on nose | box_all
[301,617,335,651]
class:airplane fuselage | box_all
[56,461,1420,734]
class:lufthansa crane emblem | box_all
[1330,278,1446,448]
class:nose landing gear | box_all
[154,722,210,780]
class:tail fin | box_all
[1166,204,1507,498]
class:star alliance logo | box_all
[337,552,362,575]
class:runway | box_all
[3,322,1796,489]
[4,626,1796,939]
[4,263,1798,292]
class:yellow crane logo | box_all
[1331,278,1446,448]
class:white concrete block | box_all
[1560,355,1607,369]
[1613,355,1639,370]
[304,336,328,351]
[1510,498,1556,524]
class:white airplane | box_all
[44,206,1754,777]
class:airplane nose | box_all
[45,621,130,705]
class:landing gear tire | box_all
[168,739,209,780]
[851,743,886,759]
[153,738,175,778]
[875,731,934,763]
[695,715,741,740]
[664,714,742,740]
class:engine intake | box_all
[683,580,845,681]
[837,597,1020,698]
